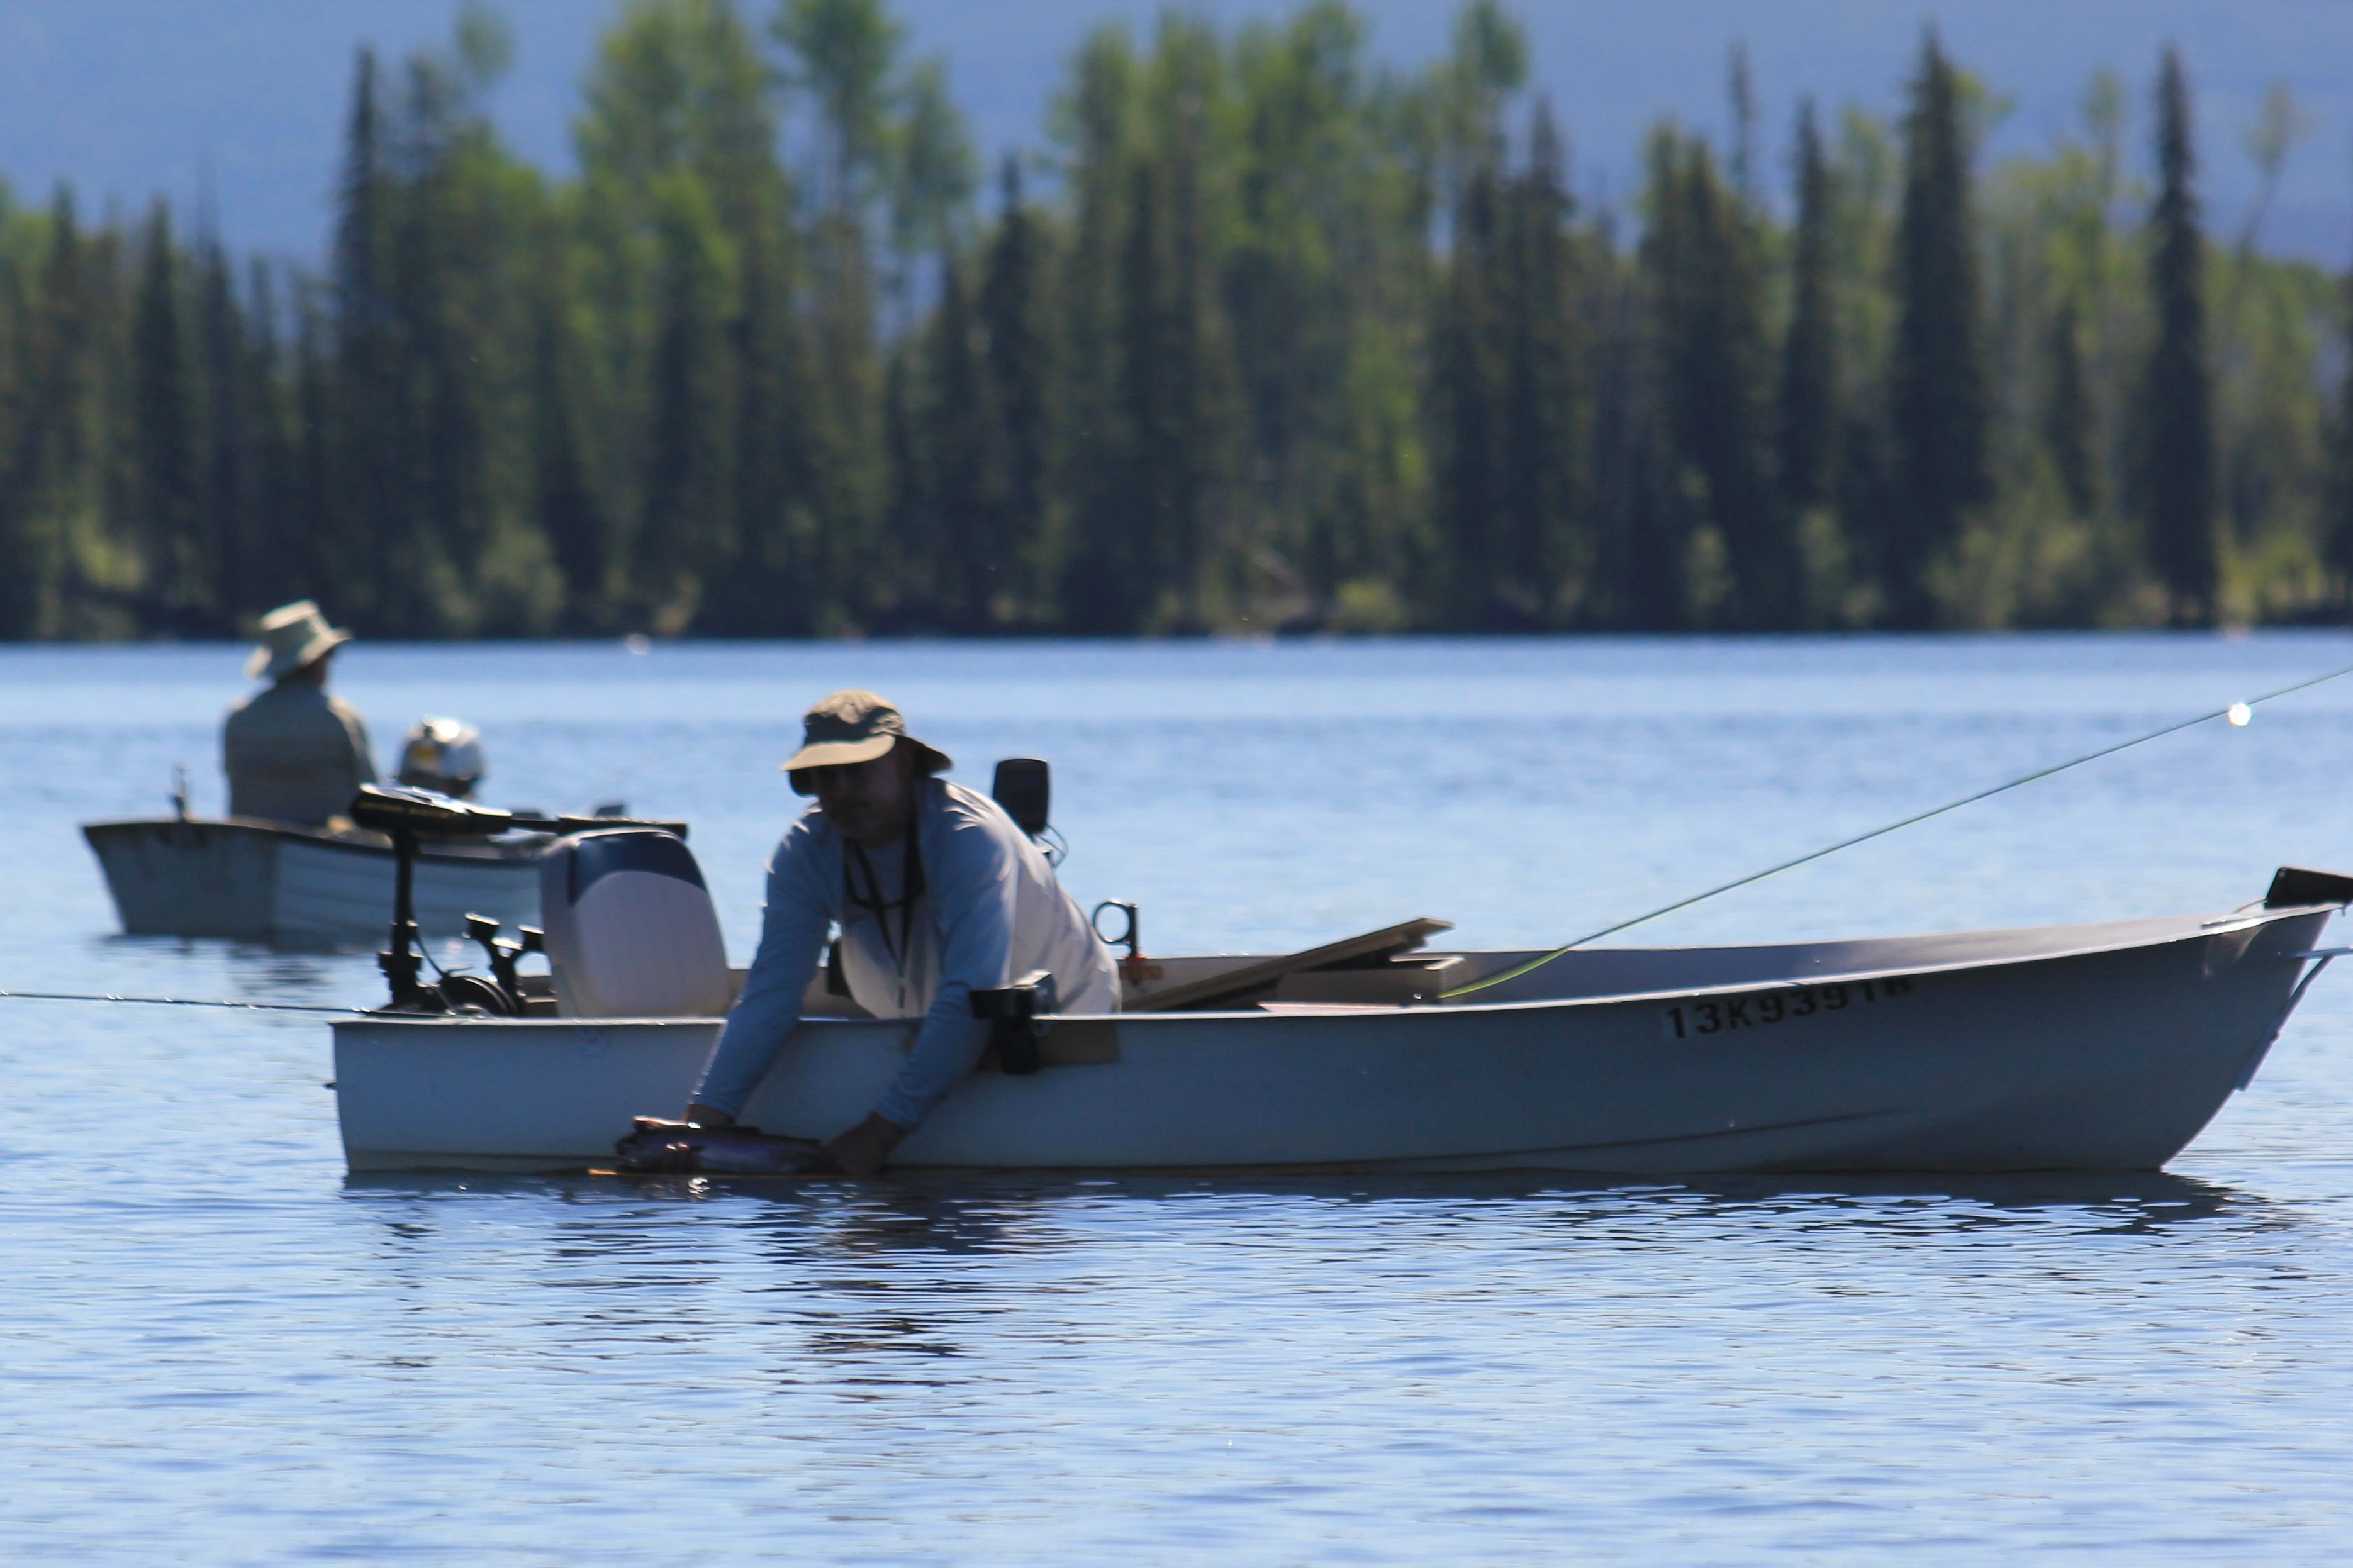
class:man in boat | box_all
[222,600,379,829]
[684,689,1121,1176]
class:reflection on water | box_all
[11,637,2353,1564]
[343,1166,2264,1247]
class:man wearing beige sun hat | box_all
[221,600,378,828]
[683,689,1119,1177]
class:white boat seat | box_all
[539,830,732,1018]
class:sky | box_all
[1,0,2349,262]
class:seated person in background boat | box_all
[221,600,378,830]
[685,689,1120,1177]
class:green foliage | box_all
[1889,30,1990,626]
[2141,47,2218,623]
[1778,100,1836,518]
[0,1,2346,641]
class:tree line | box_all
[0,0,2346,640]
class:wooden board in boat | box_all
[1122,917,1455,1012]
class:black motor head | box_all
[992,757,1051,839]
[350,782,515,837]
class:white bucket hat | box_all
[245,600,354,681]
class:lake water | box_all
[7,633,2353,1564]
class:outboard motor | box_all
[398,716,488,799]
[991,758,1051,838]
[539,829,732,1018]
[992,757,1066,865]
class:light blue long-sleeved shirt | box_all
[693,777,1120,1129]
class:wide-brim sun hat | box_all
[783,689,953,793]
[245,599,354,681]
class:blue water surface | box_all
[4,633,2352,1564]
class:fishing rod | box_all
[1441,656,2353,1001]
[0,989,367,1015]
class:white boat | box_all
[84,816,543,948]
[331,881,2348,1176]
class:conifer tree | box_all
[1727,44,1758,202]
[1889,29,1988,626]
[637,182,735,628]
[1150,24,1226,628]
[1777,99,1836,514]
[2327,274,2353,610]
[1053,26,1143,632]
[978,155,1052,614]
[291,287,338,609]
[1105,157,1169,631]
[1221,3,1390,620]
[527,230,603,626]
[127,204,204,630]
[1580,206,1645,626]
[389,57,500,626]
[191,233,249,623]
[885,61,976,325]
[2140,47,2216,623]
[1650,134,1784,625]
[724,215,811,636]
[878,333,930,622]
[1083,20,1232,631]
[775,0,897,596]
[925,250,992,630]
[1619,133,1691,630]
[1500,98,1580,623]
[6,1,2353,644]
[0,191,92,638]
[1437,155,1506,626]
[240,260,298,615]
[331,47,396,624]
[2045,299,2096,517]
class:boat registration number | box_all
[1662,976,1915,1041]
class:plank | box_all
[1121,918,1455,1013]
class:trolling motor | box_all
[349,784,688,1014]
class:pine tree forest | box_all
[2,0,2349,640]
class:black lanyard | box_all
[844,807,925,974]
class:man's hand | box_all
[683,1103,735,1128]
[822,1112,907,1179]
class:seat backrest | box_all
[539,830,732,1018]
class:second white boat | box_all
[85,816,543,948]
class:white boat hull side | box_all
[336,1020,725,1169]
[85,818,542,947]
[332,908,2333,1176]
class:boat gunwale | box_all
[328,903,2340,1034]
[82,815,549,864]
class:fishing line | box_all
[1441,656,2353,1001]
[0,989,367,1015]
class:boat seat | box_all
[539,829,732,1018]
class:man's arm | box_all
[869,810,1019,1133]
[686,831,830,1122]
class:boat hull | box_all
[85,817,541,947]
[333,906,2336,1176]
